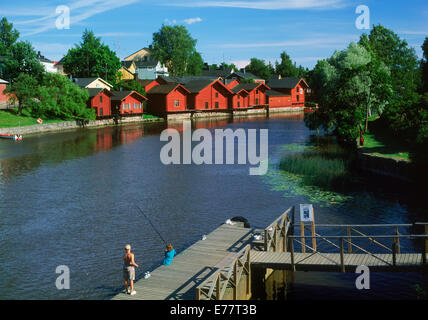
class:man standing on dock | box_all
[123,244,139,295]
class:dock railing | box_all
[196,244,251,300]
[264,206,294,252]
[287,234,428,272]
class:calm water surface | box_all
[0,114,426,299]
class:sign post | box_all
[299,204,316,252]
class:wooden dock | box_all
[250,251,428,272]
[111,207,428,300]
[112,223,253,300]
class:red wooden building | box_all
[146,83,190,116]
[87,88,114,118]
[229,83,270,108]
[230,88,250,109]
[111,91,147,116]
[266,77,309,108]
[185,79,234,110]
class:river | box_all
[0,113,426,300]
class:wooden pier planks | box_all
[112,223,252,300]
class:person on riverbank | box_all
[123,244,138,295]
[162,243,176,266]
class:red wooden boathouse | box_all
[111,90,147,116]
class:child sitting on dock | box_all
[162,243,176,266]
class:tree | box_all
[359,25,421,135]
[34,73,94,120]
[421,37,428,94]
[245,58,272,80]
[151,24,200,77]
[275,51,298,77]
[186,51,204,76]
[4,73,39,115]
[63,30,121,84]
[114,79,146,97]
[0,17,44,82]
[306,42,391,143]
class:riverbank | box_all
[0,115,164,136]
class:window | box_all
[256,98,259,105]
[174,100,180,107]
[215,102,219,108]
[99,95,103,103]
[205,102,209,109]
[128,103,131,110]
[296,95,299,102]
[215,92,218,98]
[134,103,136,110]
[99,108,103,116]
[238,102,240,108]
[122,103,126,110]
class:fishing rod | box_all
[135,205,167,245]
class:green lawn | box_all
[0,110,65,128]
[361,117,410,162]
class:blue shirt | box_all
[162,249,176,265]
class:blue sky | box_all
[2,0,427,69]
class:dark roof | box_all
[157,75,219,85]
[36,52,53,63]
[228,71,260,80]
[201,68,231,78]
[111,90,146,101]
[230,83,259,93]
[147,84,189,94]
[121,61,134,69]
[267,77,302,89]
[87,88,103,97]
[135,60,158,68]
[183,79,215,93]
[135,79,155,87]
[266,90,290,97]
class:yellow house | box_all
[117,61,136,81]
[73,77,114,91]
[124,48,151,62]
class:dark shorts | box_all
[123,266,135,281]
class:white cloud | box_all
[9,0,140,36]
[184,17,203,25]
[231,60,250,69]
[397,30,427,35]
[162,0,347,10]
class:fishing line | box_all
[135,205,167,245]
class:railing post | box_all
[395,226,400,254]
[347,226,352,253]
[216,274,221,300]
[392,237,397,267]
[339,237,345,272]
[264,229,268,252]
[424,226,428,265]
[246,248,251,296]
[300,222,306,253]
[196,288,200,300]
[233,260,238,300]
[290,236,295,272]
[273,224,277,252]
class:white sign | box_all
[299,204,314,223]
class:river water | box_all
[0,113,426,300]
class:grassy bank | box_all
[361,117,410,162]
[0,109,65,128]
[0,109,160,128]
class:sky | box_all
[2,0,427,69]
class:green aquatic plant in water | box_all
[263,138,356,206]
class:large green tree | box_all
[245,58,273,80]
[421,37,428,94]
[275,51,298,77]
[0,17,44,82]
[306,42,391,143]
[4,73,39,115]
[151,24,202,77]
[63,30,121,84]
[359,25,421,135]
[186,51,204,76]
[34,73,94,120]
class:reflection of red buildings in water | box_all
[120,129,144,143]
[95,131,113,152]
